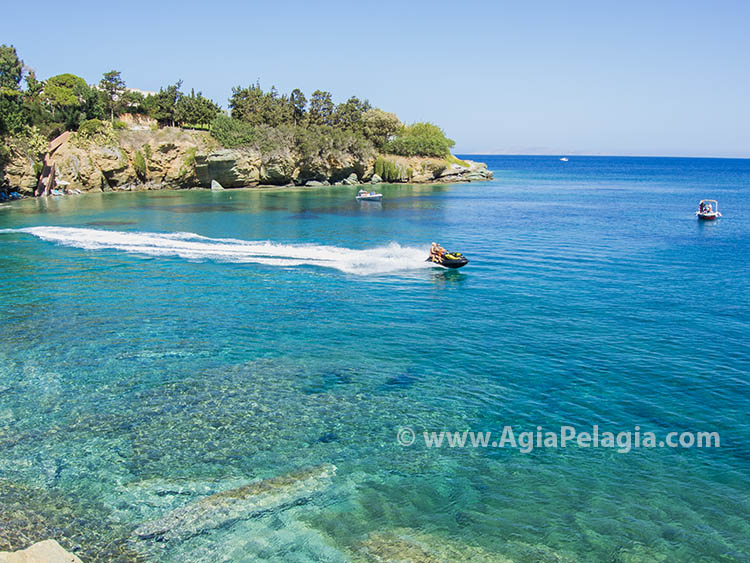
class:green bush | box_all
[384,122,455,158]
[374,157,402,182]
[209,115,255,148]
[77,118,105,138]
[134,150,147,181]
[113,120,127,130]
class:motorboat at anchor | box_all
[356,189,383,202]
[696,199,721,220]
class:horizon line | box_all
[455,152,750,160]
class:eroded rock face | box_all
[3,127,492,193]
[195,148,261,188]
[2,154,37,195]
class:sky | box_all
[1,0,749,157]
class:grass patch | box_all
[446,154,470,167]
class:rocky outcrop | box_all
[4,127,492,194]
[0,540,82,563]
[134,464,336,542]
[195,148,261,188]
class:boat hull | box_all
[426,256,469,269]
[697,213,719,220]
[356,195,383,202]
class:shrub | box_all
[209,115,255,148]
[134,150,147,181]
[77,118,105,138]
[384,122,455,158]
[113,120,127,130]
[446,154,469,167]
[374,157,402,182]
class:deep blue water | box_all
[0,156,748,561]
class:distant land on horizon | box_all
[456,151,750,160]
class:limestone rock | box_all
[2,124,492,193]
[305,180,325,187]
[260,154,295,185]
[2,154,37,195]
[341,172,359,185]
[210,180,224,190]
[196,148,261,188]
[0,539,82,563]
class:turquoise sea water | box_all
[0,156,748,561]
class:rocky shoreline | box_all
[2,127,492,197]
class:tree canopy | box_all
[384,122,455,158]
[99,70,126,122]
[0,45,23,91]
[0,45,458,164]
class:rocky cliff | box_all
[3,127,493,195]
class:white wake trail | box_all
[4,227,431,275]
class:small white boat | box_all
[696,199,721,221]
[560,157,569,162]
[356,189,383,202]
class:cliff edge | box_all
[3,127,493,195]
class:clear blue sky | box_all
[2,0,748,156]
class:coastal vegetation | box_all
[0,44,490,192]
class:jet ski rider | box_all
[430,242,446,263]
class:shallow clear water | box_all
[0,156,748,561]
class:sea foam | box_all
[3,226,430,275]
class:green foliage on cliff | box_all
[0,44,460,186]
[134,150,147,181]
[143,81,182,127]
[374,157,402,182]
[99,70,125,123]
[78,118,106,138]
[362,109,402,149]
[385,122,455,158]
[446,154,470,167]
[176,89,221,128]
[0,45,23,91]
[209,115,255,148]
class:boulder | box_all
[370,174,383,184]
[305,180,325,187]
[341,173,359,185]
[210,180,224,190]
[0,539,82,563]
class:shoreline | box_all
[1,127,493,198]
[0,175,491,204]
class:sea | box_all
[0,155,748,561]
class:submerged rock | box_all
[356,528,510,562]
[134,463,336,541]
[0,539,82,563]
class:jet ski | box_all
[426,251,469,269]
